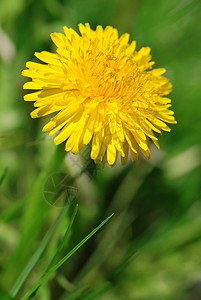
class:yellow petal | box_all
[107,142,116,165]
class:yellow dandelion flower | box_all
[22,23,177,166]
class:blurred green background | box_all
[0,0,201,299]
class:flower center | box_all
[82,49,138,103]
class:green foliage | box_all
[9,205,73,298]
[0,0,201,299]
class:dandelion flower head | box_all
[22,23,177,166]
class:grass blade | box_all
[21,213,114,300]
[9,206,67,298]
[26,204,79,299]
[2,146,67,289]
[0,166,8,186]
[44,204,79,275]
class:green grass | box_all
[0,0,201,299]
[9,204,71,298]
